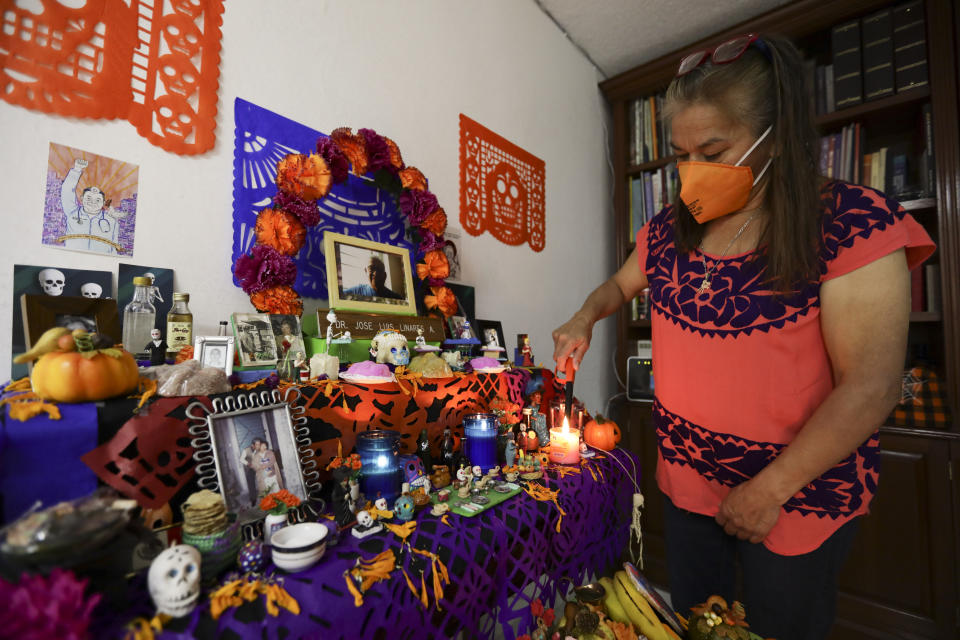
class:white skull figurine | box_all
[147,544,201,617]
[80,282,102,298]
[356,510,374,529]
[369,330,410,366]
[374,497,388,512]
[38,268,65,296]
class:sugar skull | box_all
[356,510,374,529]
[80,282,102,298]
[369,330,409,365]
[394,495,415,522]
[374,497,388,512]
[38,268,65,296]
[399,454,430,493]
[148,544,201,617]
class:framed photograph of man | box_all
[323,231,417,315]
[206,403,308,525]
[232,313,278,367]
[194,336,235,375]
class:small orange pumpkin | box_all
[583,414,622,451]
[31,349,139,403]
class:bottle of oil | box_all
[166,293,193,354]
[122,276,156,357]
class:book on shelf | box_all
[924,263,940,313]
[862,8,895,101]
[627,91,671,166]
[832,19,863,109]
[632,289,650,321]
[629,176,645,241]
[824,64,835,113]
[893,0,928,93]
[921,102,935,196]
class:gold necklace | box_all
[697,213,758,294]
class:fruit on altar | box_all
[612,570,669,640]
[583,414,621,451]
[598,576,631,626]
[12,327,72,364]
[687,595,752,640]
[25,330,139,403]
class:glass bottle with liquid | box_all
[166,293,193,353]
[122,277,156,357]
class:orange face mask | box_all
[678,125,772,224]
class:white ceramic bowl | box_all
[270,523,328,572]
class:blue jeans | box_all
[663,498,858,640]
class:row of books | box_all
[912,263,940,314]
[819,104,934,199]
[628,93,672,166]
[628,164,678,240]
[630,289,651,322]
[809,0,927,115]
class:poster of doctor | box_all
[43,143,138,256]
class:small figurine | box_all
[238,539,266,573]
[430,502,450,517]
[394,495,415,522]
[145,328,168,366]
[416,428,433,475]
[324,309,339,354]
[352,510,383,539]
[332,476,355,528]
[504,439,517,469]
[459,320,474,340]
[430,464,451,490]
[520,335,534,366]
[369,330,410,365]
[415,328,426,348]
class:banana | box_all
[13,327,71,363]
[598,576,632,627]
[613,571,669,640]
[663,622,682,639]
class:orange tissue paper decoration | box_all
[255,208,306,256]
[383,137,404,171]
[330,128,368,176]
[424,286,458,317]
[399,167,428,191]
[276,153,332,200]
[416,251,450,281]
[421,208,448,236]
[250,286,304,316]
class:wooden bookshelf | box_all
[601,2,959,638]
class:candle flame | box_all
[561,415,570,434]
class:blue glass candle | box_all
[463,413,500,473]
[356,430,402,502]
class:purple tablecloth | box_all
[99,449,639,639]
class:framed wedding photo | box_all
[323,231,417,315]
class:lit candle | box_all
[549,416,581,464]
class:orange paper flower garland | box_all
[233,127,456,316]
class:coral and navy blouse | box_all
[637,181,935,556]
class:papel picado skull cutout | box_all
[147,544,201,618]
[80,282,103,298]
[486,163,527,244]
[39,268,66,296]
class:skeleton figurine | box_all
[415,328,426,348]
[351,509,383,539]
[148,544,201,618]
[38,268,65,296]
[332,475,354,528]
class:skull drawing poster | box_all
[10,264,113,380]
[459,114,545,252]
[44,143,139,257]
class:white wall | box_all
[0,0,617,413]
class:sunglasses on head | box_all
[676,33,771,77]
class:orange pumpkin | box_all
[583,414,622,451]
[31,349,139,403]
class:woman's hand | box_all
[552,312,594,371]
[715,478,783,543]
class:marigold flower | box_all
[420,207,447,236]
[383,136,404,171]
[276,153,332,200]
[255,208,306,256]
[398,166,427,191]
[250,285,304,315]
[331,127,368,176]
[424,286,458,317]
[416,250,450,281]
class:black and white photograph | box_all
[54,313,97,333]
[194,336,235,375]
[232,313,278,367]
[475,319,506,350]
[323,231,417,315]
[270,314,306,361]
[207,404,308,525]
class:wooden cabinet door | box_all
[831,431,958,639]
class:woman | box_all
[552,34,934,640]
[248,438,284,496]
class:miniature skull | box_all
[38,268,65,296]
[472,465,482,478]
[394,495,415,522]
[369,330,409,365]
[356,510,374,529]
[374,497,388,512]
[147,544,201,618]
[80,282,102,298]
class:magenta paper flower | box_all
[359,128,393,174]
[399,189,439,225]
[234,244,298,294]
[273,191,322,227]
[0,569,101,640]
[418,229,446,254]
[316,137,351,184]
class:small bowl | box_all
[270,523,328,572]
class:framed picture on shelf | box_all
[206,402,308,525]
[447,315,476,341]
[20,293,120,354]
[323,231,417,315]
[475,319,505,349]
[269,314,306,363]
[232,313,279,367]
[194,336,235,375]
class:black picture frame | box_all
[475,319,505,350]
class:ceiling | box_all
[535,0,793,80]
